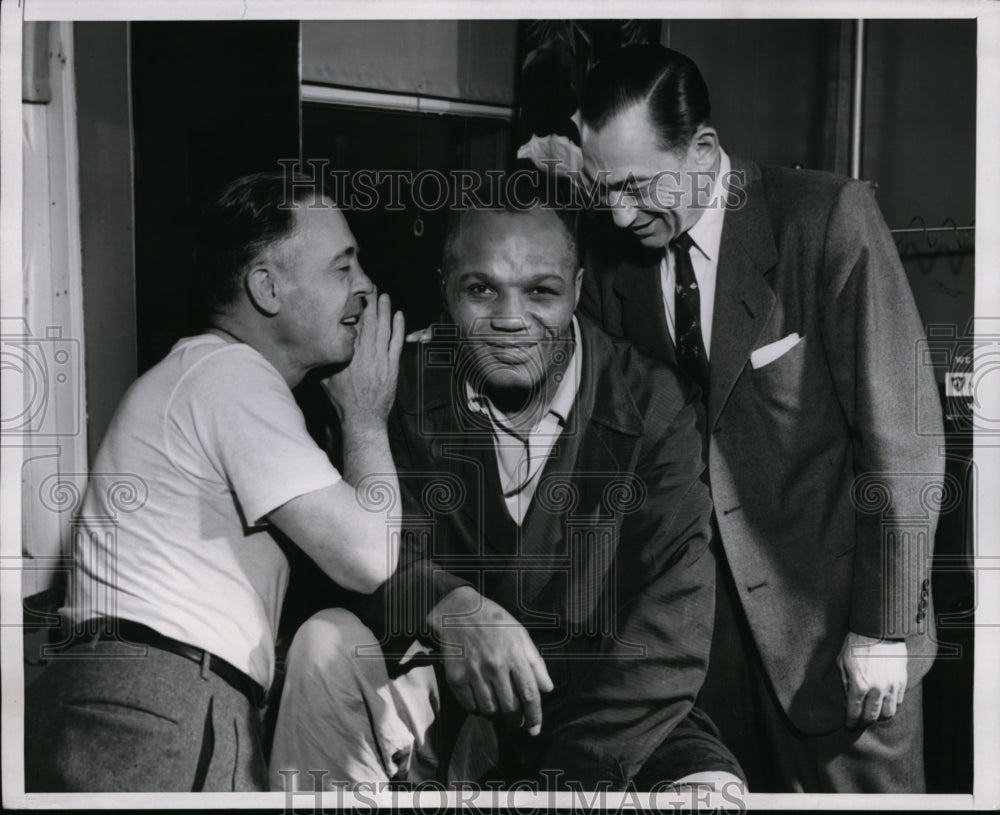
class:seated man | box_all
[269,193,743,792]
[25,171,406,792]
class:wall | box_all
[665,18,976,345]
[74,22,137,464]
[864,19,976,342]
[302,20,518,104]
[130,21,301,371]
[665,19,848,172]
[19,22,90,601]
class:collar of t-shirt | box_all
[465,316,583,525]
[659,148,731,360]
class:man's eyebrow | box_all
[456,271,567,286]
[524,273,567,286]
[331,246,356,263]
[602,174,656,192]
[457,270,491,283]
[577,171,654,196]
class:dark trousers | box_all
[631,706,746,789]
[447,700,746,789]
[697,548,926,793]
[25,639,268,792]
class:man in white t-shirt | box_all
[25,171,405,792]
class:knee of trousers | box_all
[284,608,382,685]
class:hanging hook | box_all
[413,91,424,239]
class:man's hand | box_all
[273,293,403,593]
[405,325,433,344]
[836,631,908,729]
[516,133,584,180]
[430,587,554,736]
[321,291,405,427]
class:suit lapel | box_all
[413,354,509,557]
[613,260,677,367]
[708,159,780,429]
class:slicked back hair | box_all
[579,44,711,153]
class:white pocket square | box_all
[750,333,803,369]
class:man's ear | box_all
[573,266,584,308]
[690,126,720,168]
[245,266,280,316]
[437,268,451,311]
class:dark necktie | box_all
[671,232,709,390]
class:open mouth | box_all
[340,315,360,326]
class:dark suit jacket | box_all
[381,315,716,786]
[580,157,946,734]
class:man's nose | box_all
[353,263,375,296]
[611,201,639,229]
[489,314,529,333]
[484,292,531,332]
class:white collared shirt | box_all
[466,317,583,525]
[659,149,731,360]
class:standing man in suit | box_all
[575,44,945,792]
[269,197,744,792]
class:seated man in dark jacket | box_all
[269,195,742,792]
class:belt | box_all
[58,619,266,709]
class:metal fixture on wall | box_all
[849,19,865,180]
[849,19,975,257]
[891,219,976,259]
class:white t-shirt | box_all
[62,334,342,688]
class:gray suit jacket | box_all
[580,157,945,734]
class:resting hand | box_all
[405,325,434,344]
[430,587,554,736]
[836,631,908,729]
[516,133,584,180]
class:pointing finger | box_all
[529,649,553,694]
[512,663,543,736]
